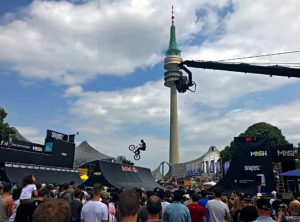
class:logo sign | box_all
[244,165,261,171]
[61,152,67,156]
[46,130,68,142]
[121,165,138,173]
[277,150,294,157]
[250,151,267,157]
[32,146,43,152]
[45,142,53,153]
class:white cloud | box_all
[64,85,84,97]
[0,0,228,85]
[14,126,44,144]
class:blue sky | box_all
[1,0,300,170]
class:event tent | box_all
[279,169,300,177]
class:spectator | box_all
[187,192,206,222]
[221,196,229,205]
[58,183,71,201]
[270,191,277,205]
[239,194,258,222]
[15,188,48,222]
[140,193,147,206]
[146,195,162,222]
[0,182,15,221]
[163,190,191,222]
[68,181,75,201]
[101,192,116,222]
[81,184,108,222]
[32,199,71,222]
[70,189,83,222]
[19,175,38,202]
[231,198,241,222]
[0,183,3,195]
[207,188,230,222]
[165,190,172,203]
[157,188,170,214]
[109,192,118,218]
[277,201,300,221]
[117,189,140,222]
[184,190,194,206]
[271,193,285,220]
[291,192,300,204]
[252,198,274,222]
[9,186,22,222]
[198,190,210,222]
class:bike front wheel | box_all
[134,154,141,160]
[129,144,135,151]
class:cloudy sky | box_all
[1,0,300,170]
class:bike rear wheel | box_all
[134,154,140,160]
[129,144,135,151]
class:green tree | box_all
[0,107,10,137]
[220,122,289,164]
[122,158,134,166]
[294,142,300,168]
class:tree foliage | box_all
[122,158,134,166]
[0,107,10,137]
[220,122,289,164]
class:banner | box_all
[216,136,275,194]
[46,129,68,142]
[271,144,296,172]
[0,138,45,153]
[224,162,230,174]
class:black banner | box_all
[271,144,295,172]
[216,136,275,194]
[46,129,68,142]
[271,144,295,162]
[0,139,45,153]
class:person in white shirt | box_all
[81,184,108,222]
[19,174,38,201]
[207,188,231,222]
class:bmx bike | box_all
[128,144,141,160]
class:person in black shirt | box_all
[135,139,146,155]
[239,194,258,222]
[15,188,48,222]
[70,189,83,222]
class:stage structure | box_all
[0,129,81,184]
[81,160,161,191]
[216,136,295,194]
[152,146,221,181]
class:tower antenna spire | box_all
[172,5,174,26]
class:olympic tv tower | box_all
[164,6,182,164]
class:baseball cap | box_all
[257,198,271,211]
[244,193,253,201]
[157,188,165,199]
[257,193,262,197]
[271,191,277,196]
[101,192,109,199]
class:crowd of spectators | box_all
[1,174,300,222]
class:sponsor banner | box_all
[224,162,230,174]
[271,144,295,162]
[45,142,53,153]
[0,139,45,153]
[217,136,275,193]
[121,165,138,173]
[46,129,68,142]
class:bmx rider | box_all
[135,140,146,155]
